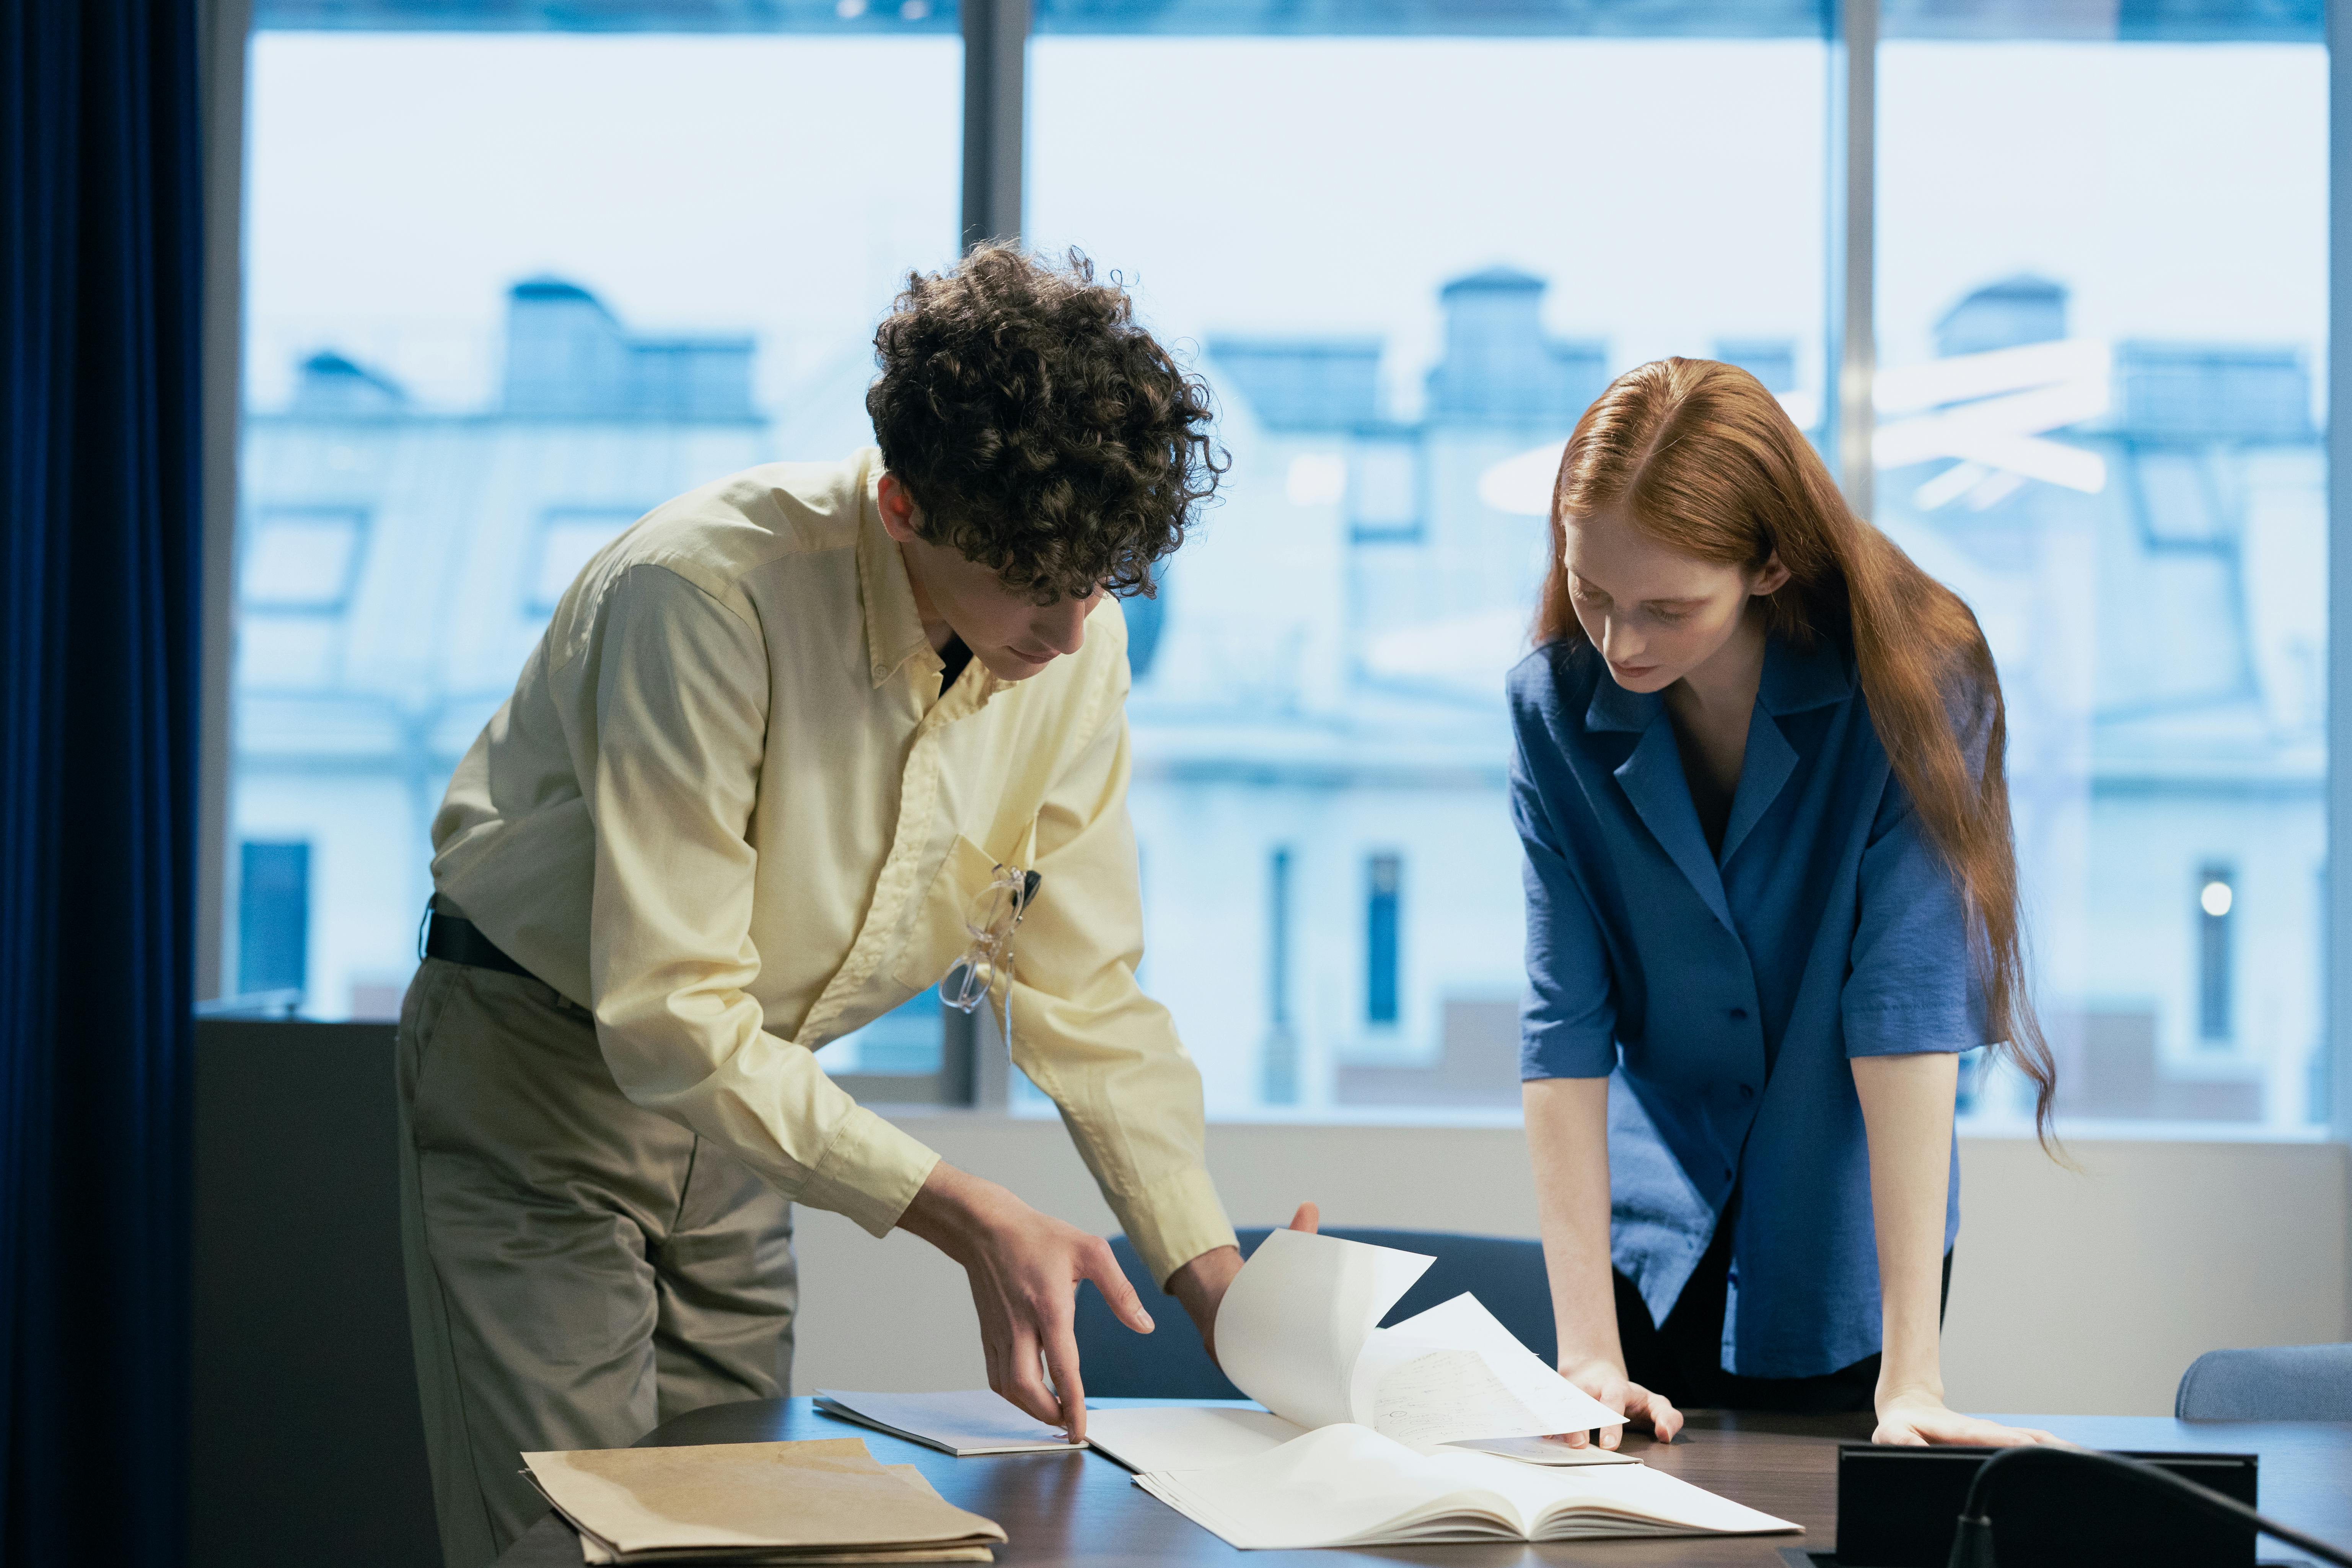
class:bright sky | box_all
[244,32,2326,416]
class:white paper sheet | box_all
[1081,1405,1304,1473]
[1365,1345,1579,1448]
[1446,1434,1640,1467]
[1112,1234,1623,1476]
[813,1389,1084,1456]
[1135,1423,1798,1550]
[1375,1293,1627,1439]
[1211,1229,1432,1432]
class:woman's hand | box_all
[1873,1387,2057,1448]
[894,1161,1151,1443]
[1552,1355,1683,1449]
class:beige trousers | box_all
[396,957,797,1568]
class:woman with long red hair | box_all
[1510,358,2060,1446]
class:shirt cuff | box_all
[1841,995,1979,1058]
[1111,1164,1239,1290]
[798,1104,944,1237]
[1520,1024,1617,1080]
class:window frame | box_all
[195,0,2352,1139]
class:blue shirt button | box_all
[1740,1084,1755,1100]
[1730,1007,1749,1021]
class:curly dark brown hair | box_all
[865,244,1225,602]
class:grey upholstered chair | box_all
[2174,1343,2352,1420]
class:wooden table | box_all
[494,1398,2352,1566]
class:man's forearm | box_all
[1524,1076,1621,1370]
[1851,1052,1959,1402]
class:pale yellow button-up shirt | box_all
[429,449,1236,1285]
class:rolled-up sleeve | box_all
[998,642,1236,1289]
[584,563,941,1235]
[1511,727,1619,1080]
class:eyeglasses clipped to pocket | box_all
[940,863,1042,1023]
[895,836,1044,1053]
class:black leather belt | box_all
[423,911,537,981]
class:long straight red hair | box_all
[1537,357,2058,1143]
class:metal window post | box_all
[2329,0,2352,1139]
[197,0,252,1002]
[1824,0,1877,517]
[941,0,1030,1108]
[961,0,1029,252]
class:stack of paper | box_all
[813,1389,1085,1457]
[1084,1228,1634,1474]
[1136,1423,1798,1548]
[521,1437,1008,1564]
[1085,1231,1799,1549]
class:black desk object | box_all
[1831,1443,2258,1566]
[490,1400,2352,1568]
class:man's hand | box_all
[1553,1355,1682,1449]
[1873,1387,2057,1448]
[894,1161,1150,1443]
[1166,1202,1319,1365]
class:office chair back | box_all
[2174,1342,2352,1420]
[1071,1228,1552,1399]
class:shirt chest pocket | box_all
[890,833,1006,993]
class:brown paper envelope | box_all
[524,1438,1006,1558]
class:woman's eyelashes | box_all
[1572,579,1693,625]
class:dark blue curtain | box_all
[1,0,203,1561]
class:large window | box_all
[233,18,960,1043]
[1874,24,2328,1130]
[1029,21,1828,1116]
[223,0,2337,1134]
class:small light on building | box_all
[835,0,866,16]
[899,0,929,17]
[2200,879,2233,918]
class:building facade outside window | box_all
[231,20,960,1062]
[226,0,2334,1133]
[1875,18,2326,1128]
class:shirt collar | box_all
[1757,630,1855,715]
[1582,630,1855,733]
[855,452,935,689]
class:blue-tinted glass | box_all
[1365,854,1400,1027]
[837,989,947,1075]
[235,28,959,1019]
[2198,867,2235,1046]
[254,1,957,32]
[1263,848,1297,1105]
[1875,31,2325,1126]
[1033,29,1826,1113]
[238,841,312,999]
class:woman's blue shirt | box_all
[1509,633,1981,1380]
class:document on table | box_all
[1081,1229,1629,1475]
[814,1390,1085,1456]
[1133,1423,1799,1550]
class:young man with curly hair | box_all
[399,247,1301,1567]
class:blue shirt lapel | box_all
[1613,718,1735,931]
[1718,718,1796,868]
[1720,634,1855,868]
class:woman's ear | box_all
[1751,551,1792,596]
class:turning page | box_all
[1213,1228,1433,1431]
[1088,1231,1625,1475]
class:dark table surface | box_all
[494,1397,2352,1567]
